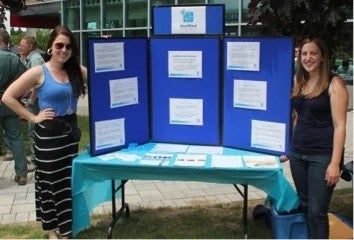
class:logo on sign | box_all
[181,10,194,23]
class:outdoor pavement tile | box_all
[138,189,164,201]
[215,194,234,203]
[136,201,155,209]
[29,212,36,222]
[15,212,29,223]
[161,190,186,199]
[126,194,143,203]
[188,182,212,189]
[134,182,159,191]
[161,199,180,207]
[12,203,35,213]
[14,193,27,201]
[151,200,169,208]
[204,186,237,195]
[0,205,11,214]
[2,214,15,224]
[0,186,27,195]
[187,196,210,206]
[203,195,219,204]
[0,195,14,205]
[182,189,207,198]
[225,193,246,202]
[172,198,189,207]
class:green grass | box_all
[0,189,352,239]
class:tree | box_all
[1,0,26,27]
[247,0,353,59]
[36,29,51,51]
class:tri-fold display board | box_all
[87,36,293,157]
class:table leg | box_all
[234,184,248,239]
[107,179,130,239]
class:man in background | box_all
[14,35,45,170]
[0,28,28,185]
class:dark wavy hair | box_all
[46,25,85,98]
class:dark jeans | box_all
[289,151,334,239]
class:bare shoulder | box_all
[329,75,348,96]
[21,64,44,85]
[80,65,87,80]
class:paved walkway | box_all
[0,97,352,225]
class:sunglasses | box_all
[54,42,73,50]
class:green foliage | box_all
[9,28,25,46]
[247,0,353,58]
[36,29,51,51]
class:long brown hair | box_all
[46,25,85,98]
[292,37,331,99]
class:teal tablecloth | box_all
[72,143,299,237]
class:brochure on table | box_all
[87,38,149,156]
[222,37,294,156]
[96,142,280,169]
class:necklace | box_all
[48,62,73,114]
[65,81,74,115]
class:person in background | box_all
[335,59,353,82]
[2,25,86,239]
[18,35,45,170]
[0,28,28,185]
[3,35,45,173]
[281,37,348,238]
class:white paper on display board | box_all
[169,98,203,126]
[233,79,267,110]
[94,42,125,73]
[168,51,202,78]
[227,42,260,71]
[251,120,286,152]
[95,118,125,150]
[109,77,139,108]
[171,6,206,34]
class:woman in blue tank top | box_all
[282,37,348,239]
[2,25,86,239]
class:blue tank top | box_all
[37,64,78,116]
[291,87,333,155]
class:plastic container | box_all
[271,205,308,239]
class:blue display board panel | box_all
[87,38,149,156]
[223,37,294,156]
[150,37,221,145]
[152,4,225,35]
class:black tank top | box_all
[291,81,333,155]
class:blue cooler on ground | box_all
[271,205,308,239]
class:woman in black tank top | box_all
[282,37,348,239]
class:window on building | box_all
[63,0,80,30]
[103,0,123,29]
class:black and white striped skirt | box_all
[34,114,80,237]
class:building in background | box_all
[5,0,353,74]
